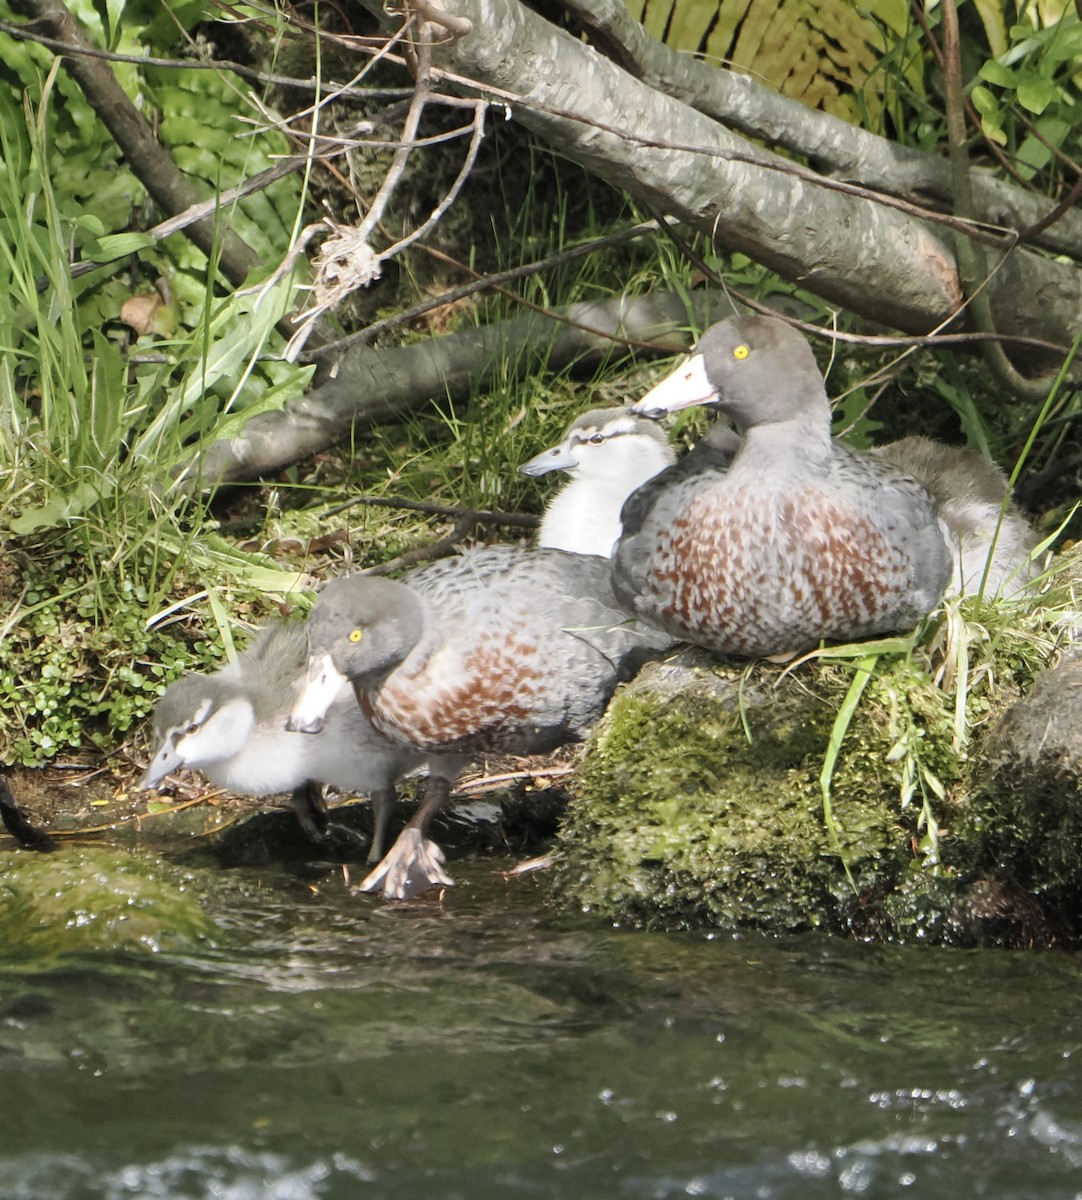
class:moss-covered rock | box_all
[555,591,1071,945]
[556,654,917,935]
[961,651,1082,935]
[0,846,219,955]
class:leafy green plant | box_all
[0,2,320,765]
[623,0,924,129]
[971,6,1082,181]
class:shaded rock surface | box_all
[961,651,1082,938]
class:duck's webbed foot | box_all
[359,827,453,899]
[358,773,455,899]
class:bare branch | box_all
[305,220,661,358]
[413,0,1080,360]
[283,15,489,358]
[193,288,740,486]
[380,100,487,259]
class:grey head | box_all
[632,315,828,432]
[520,409,675,479]
[308,576,424,677]
[288,575,425,734]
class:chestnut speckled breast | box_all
[345,545,672,756]
[616,314,953,657]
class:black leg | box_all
[367,786,398,864]
[0,772,56,852]
[290,781,329,843]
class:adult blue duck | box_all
[527,409,1037,599]
[287,545,673,899]
[141,621,423,860]
[618,314,954,657]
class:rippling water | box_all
[2,855,1081,1199]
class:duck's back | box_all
[374,546,671,754]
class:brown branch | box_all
[11,0,261,286]
[1019,173,1082,245]
[60,156,306,287]
[0,14,401,91]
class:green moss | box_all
[557,662,908,934]
[555,595,1062,942]
[0,846,218,955]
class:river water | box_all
[2,851,1081,1200]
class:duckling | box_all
[287,545,673,899]
[141,621,423,861]
[620,314,953,657]
[873,436,1039,599]
[521,409,676,556]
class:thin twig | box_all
[455,764,575,794]
[357,13,429,243]
[380,100,487,259]
[1018,172,1082,244]
[941,0,1056,398]
[304,219,660,358]
[416,62,1019,248]
[60,156,306,286]
[327,491,538,527]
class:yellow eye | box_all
[732,344,750,360]
[348,629,363,643]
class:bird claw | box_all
[359,827,454,899]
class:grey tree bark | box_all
[565,0,1082,263]
[418,0,1080,352]
[197,288,735,485]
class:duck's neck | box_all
[738,410,833,467]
